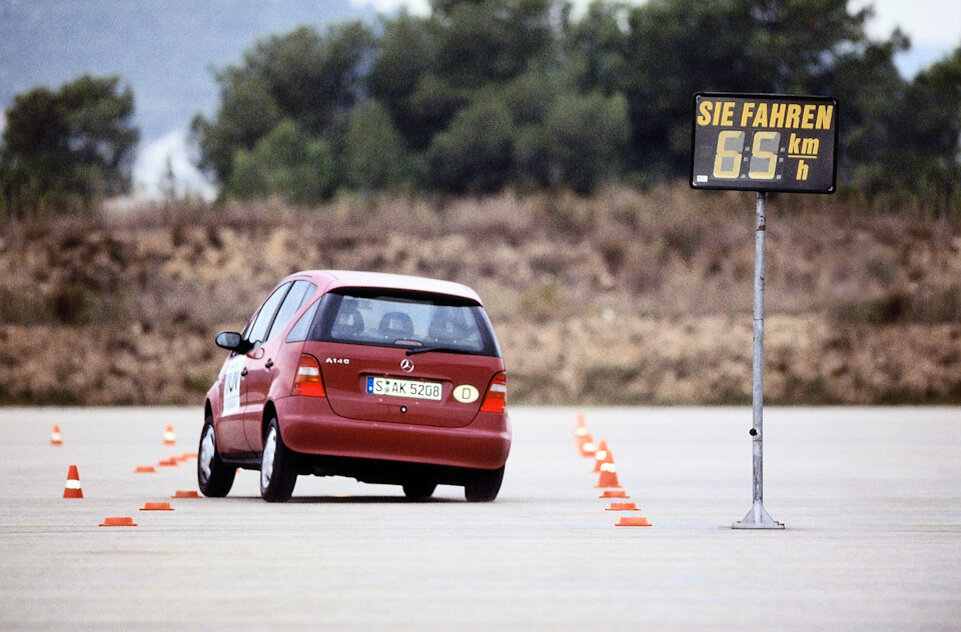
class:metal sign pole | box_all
[692,93,839,530]
[734,191,784,529]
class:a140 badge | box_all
[453,384,479,404]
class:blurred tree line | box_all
[190,0,961,209]
[2,0,960,214]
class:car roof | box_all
[283,270,484,305]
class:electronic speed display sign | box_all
[690,93,838,193]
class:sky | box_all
[851,0,961,49]
[851,0,961,77]
[355,0,961,54]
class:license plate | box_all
[366,377,443,401]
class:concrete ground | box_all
[0,406,959,631]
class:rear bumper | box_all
[274,395,511,471]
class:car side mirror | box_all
[215,331,247,352]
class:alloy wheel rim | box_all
[261,427,276,489]
[199,426,215,483]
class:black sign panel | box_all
[690,93,838,193]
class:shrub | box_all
[224,120,334,204]
[427,98,514,193]
[543,91,629,194]
[343,100,407,190]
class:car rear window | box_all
[307,289,501,357]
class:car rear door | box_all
[224,281,290,452]
[242,280,315,450]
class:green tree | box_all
[0,75,138,215]
[825,35,910,194]
[504,71,562,187]
[368,11,442,151]
[500,70,559,126]
[622,0,890,174]
[544,91,629,194]
[896,46,961,211]
[343,100,408,190]
[401,74,469,153]
[369,1,555,153]
[560,0,632,96]
[427,97,515,193]
[224,119,335,205]
[514,90,629,193]
[192,22,375,187]
[191,72,281,186]
[430,0,555,87]
[242,22,375,136]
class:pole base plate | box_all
[733,502,784,529]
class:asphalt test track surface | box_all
[1,406,959,630]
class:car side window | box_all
[286,297,322,343]
[266,281,316,342]
[246,282,291,348]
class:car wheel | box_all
[260,417,298,502]
[402,482,437,500]
[464,466,504,502]
[198,417,236,497]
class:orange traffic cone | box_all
[595,461,622,489]
[578,433,597,458]
[172,490,201,499]
[600,489,629,499]
[140,502,174,511]
[99,516,137,527]
[163,425,176,446]
[615,516,652,527]
[593,440,612,473]
[574,413,597,457]
[50,425,63,446]
[63,465,83,498]
[605,502,640,511]
[574,412,587,440]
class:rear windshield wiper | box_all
[405,345,463,356]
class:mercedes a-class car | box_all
[199,270,511,502]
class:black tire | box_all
[402,482,437,500]
[198,418,236,497]
[464,466,504,502]
[260,417,298,502]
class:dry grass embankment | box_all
[2,185,960,405]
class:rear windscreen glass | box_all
[308,290,500,357]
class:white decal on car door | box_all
[223,355,245,416]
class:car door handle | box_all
[240,367,248,376]
[265,360,274,369]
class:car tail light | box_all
[292,354,326,397]
[480,372,506,413]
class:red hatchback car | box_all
[199,270,511,502]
